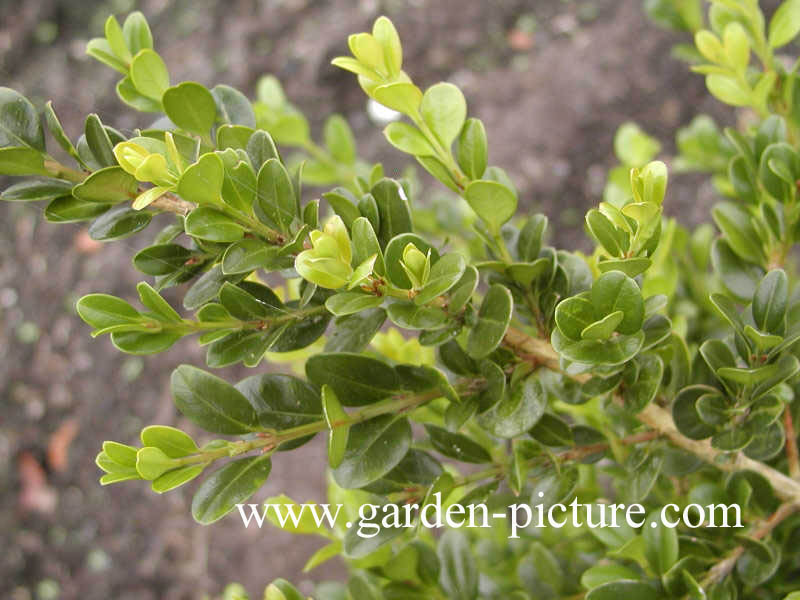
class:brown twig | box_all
[784,407,800,480]
[701,502,800,587]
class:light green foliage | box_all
[5,4,800,599]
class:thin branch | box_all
[701,502,799,587]
[784,406,800,480]
[504,326,800,506]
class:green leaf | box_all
[586,209,627,257]
[256,158,296,232]
[753,269,788,334]
[437,530,478,600]
[623,354,664,412]
[134,243,194,276]
[212,84,257,128]
[643,513,679,575]
[614,122,660,166]
[478,375,546,438]
[77,294,140,330]
[555,293,595,341]
[586,581,660,600]
[191,455,272,524]
[323,188,361,228]
[447,265,478,314]
[0,147,48,176]
[325,307,386,353]
[324,114,356,164]
[384,233,438,289]
[425,425,491,463]
[387,302,447,330]
[1,179,72,203]
[171,365,260,434]
[581,311,625,341]
[136,447,177,480]
[383,121,434,156]
[306,353,400,406]
[466,284,513,358]
[420,82,467,148]
[333,415,411,488]
[372,178,413,247]
[673,385,717,440]
[464,180,517,229]
[141,425,198,458]
[86,38,128,74]
[530,464,579,509]
[325,291,383,316]
[235,373,321,437]
[768,0,800,47]
[712,202,766,264]
[185,207,245,242]
[123,11,153,53]
[116,76,162,112]
[0,87,45,151]
[163,82,217,135]
[152,465,204,493]
[322,385,349,469]
[73,166,138,204]
[415,253,466,305]
[222,238,281,275]
[581,564,640,590]
[597,257,652,278]
[218,281,281,320]
[137,281,181,322]
[88,206,151,241]
[130,49,170,101]
[551,328,645,366]
[456,117,488,179]
[177,152,224,205]
[372,82,423,114]
[84,114,116,167]
[591,271,644,334]
[711,238,764,302]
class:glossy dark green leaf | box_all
[425,425,491,463]
[110,330,182,354]
[306,353,400,406]
[753,269,788,334]
[0,87,44,151]
[134,243,194,276]
[191,455,271,524]
[84,114,116,167]
[185,207,244,242]
[88,206,151,241]
[478,374,545,438]
[591,271,644,334]
[551,328,645,367]
[256,158,296,232]
[333,415,411,488]
[325,291,384,316]
[387,302,447,330]
[372,178,413,247]
[221,238,281,274]
[171,365,260,434]
[325,308,386,353]
[1,178,72,203]
[236,374,321,446]
[466,284,512,358]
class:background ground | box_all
[0,0,735,597]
